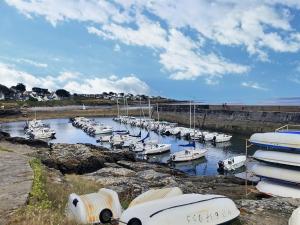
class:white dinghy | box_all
[256,180,300,198]
[144,143,171,155]
[249,132,300,150]
[251,163,300,184]
[253,150,300,167]
[129,187,183,208]
[218,155,246,171]
[66,188,122,224]
[289,207,300,225]
[120,194,240,225]
[170,142,207,162]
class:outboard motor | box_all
[212,136,216,145]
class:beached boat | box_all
[249,132,300,150]
[129,187,183,208]
[218,155,246,171]
[66,188,122,224]
[256,180,300,198]
[251,163,300,184]
[253,150,300,167]
[289,207,300,225]
[120,194,240,225]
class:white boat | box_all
[214,134,232,143]
[256,180,300,198]
[170,147,207,162]
[93,126,113,135]
[120,194,240,225]
[218,155,246,171]
[29,127,56,139]
[253,150,300,167]
[144,143,171,155]
[129,187,183,208]
[66,188,122,224]
[250,132,300,150]
[289,207,300,225]
[251,163,300,184]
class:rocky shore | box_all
[0,134,299,225]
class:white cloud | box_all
[241,81,268,90]
[17,58,48,68]
[0,63,56,89]
[5,0,300,82]
[64,75,150,95]
[0,62,150,94]
[57,71,79,82]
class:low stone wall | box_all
[157,104,300,135]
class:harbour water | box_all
[0,117,255,176]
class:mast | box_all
[116,98,120,118]
[126,97,129,116]
[157,103,160,142]
[148,98,151,119]
[193,103,196,150]
[189,101,192,129]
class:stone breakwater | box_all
[157,104,300,135]
[1,135,300,225]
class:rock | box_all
[136,169,169,180]
[6,136,48,148]
[0,131,10,140]
[36,143,136,174]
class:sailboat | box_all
[170,103,207,162]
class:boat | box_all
[256,180,300,198]
[143,143,171,155]
[129,187,183,208]
[120,194,240,225]
[250,163,300,184]
[289,206,300,225]
[249,132,300,150]
[214,134,232,143]
[218,155,246,171]
[170,142,207,162]
[253,150,300,167]
[66,188,122,224]
[28,127,56,139]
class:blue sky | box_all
[1,1,300,104]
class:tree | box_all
[55,89,71,98]
[15,83,26,93]
[0,84,11,95]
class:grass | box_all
[8,159,101,225]
[0,146,13,152]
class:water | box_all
[0,117,255,176]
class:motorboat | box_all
[218,155,246,171]
[143,143,171,155]
[170,142,207,162]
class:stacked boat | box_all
[24,119,56,140]
[249,125,300,198]
[71,117,113,136]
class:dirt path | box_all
[0,142,34,225]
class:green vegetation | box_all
[8,158,136,225]
[0,146,13,152]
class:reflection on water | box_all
[0,117,255,176]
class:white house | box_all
[0,91,4,100]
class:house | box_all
[0,91,4,100]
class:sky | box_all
[1,1,300,104]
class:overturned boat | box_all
[249,132,300,150]
[253,150,300,167]
[129,187,183,208]
[66,188,122,224]
[251,163,300,184]
[256,180,300,198]
[289,206,300,225]
[120,194,240,225]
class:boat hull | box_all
[256,180,300,198]
[253,150,300,167]
[250,132,300,150]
